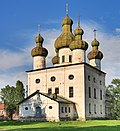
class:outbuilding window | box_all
[48,88,52,95]
[65,107,67,113]
[68,107,70,113]
[49,106,53,109]
[61,107,64,113]
[25,107,28,110]
[55,88,59,94]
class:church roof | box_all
[26,62,106,75]
[18,90,74,105]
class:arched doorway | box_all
[35,106,42,117]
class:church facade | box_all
[19,7,106,121]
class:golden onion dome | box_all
[52,56,59,65]
[91,38,100,47]
[69,40,88,51]
[87,50,103,60]
[31,33,48,57]
[31,46,48,57]
[36,34,44,44]
[54,32,74,50]
[88,29,103,60]
[69,25,88,51]
[74,26,84,36]
[62,15,73,26]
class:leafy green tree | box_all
[1,85,16,120]
[15,80,25,113]
[0,80,25,120]
[106,78,120,119]
[15,80,25,103]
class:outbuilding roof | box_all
[18,90,74,105]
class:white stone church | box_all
[19,7,106,121]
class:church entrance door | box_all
[35,106,41,117]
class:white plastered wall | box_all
[85,64,106,119]
[72,49,86,63]
[33,56,46,69]
[19,93,59,121]
[27,64,86,120]
[90,59,101,70]
[59,48,72,65]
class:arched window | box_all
[89,87,91,98]
[94,104,96,114]
[89,103,91,114]
[94,88,96,99]
[88,75,90,81]
[100,90,102,100]
[62,56,65,62]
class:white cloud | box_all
[0,20,120,89]
[115,28,120,33]
[0,49,31,69]
[0,71,27,88]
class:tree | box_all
[106,78,120,119]
[15,80,25,113]
[0,80,25,120]
[1,85,16,120]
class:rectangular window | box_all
[94,104,96,114]
[100,90,102,100]
[94,88,96,99]
[69,55,72,62]
[100,105,102,114]
[65,107,67,113]
[55,87,59,94]
[62,55,65,63]
[68,107,70,113]
[89,103,91,114]
[48,88,52,95]
[89,87,91,98]
[69,87,73,98]
[61,107,64,113]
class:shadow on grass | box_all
[6,125,120,131]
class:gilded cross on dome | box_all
[66,3,68,15]
[93,29,96,39]
[38,24,40,34]
[78,15,80,27]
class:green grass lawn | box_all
[0,120,120,131]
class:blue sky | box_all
[0,0,120,88]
